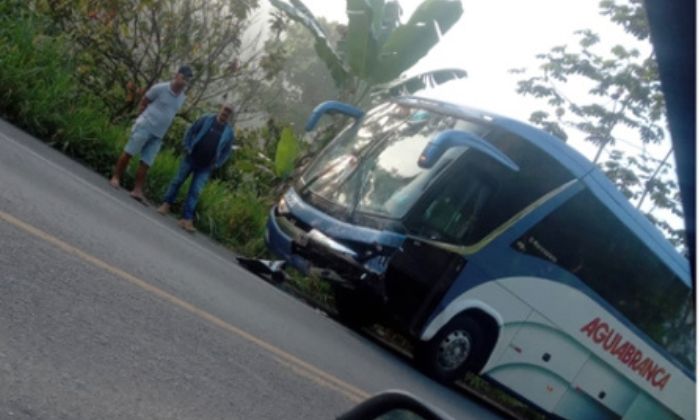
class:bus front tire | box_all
[415,315,484,383]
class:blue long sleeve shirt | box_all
[182,114,235,169]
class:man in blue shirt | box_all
[110,65,192,203]
[157,104,235,232]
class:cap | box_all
[177,65,193,79]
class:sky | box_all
[296,0,655,159]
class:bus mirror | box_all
[418,130,520,171]
[305,101,364,132]
[337,390,452,420]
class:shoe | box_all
[178,219,196,233]
[157,203,170,215]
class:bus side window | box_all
[512,189,695,370]
[410,168,495,243]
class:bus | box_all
[264,96,695,419]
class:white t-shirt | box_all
[135,82,186,138]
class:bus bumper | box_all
[265,207,383,290]
[265,207,311,275]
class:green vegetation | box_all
[0,3,277,257]
[0,4,124,176]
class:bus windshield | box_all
[299,102,492,221]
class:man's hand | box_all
[138,96,151,114]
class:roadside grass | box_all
[196,179,271,256]
[284,271,334,308]
[142,150,182,202]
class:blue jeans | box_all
[163,156,211,220]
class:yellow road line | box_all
[0,210,369,403]
[270,355,364,402]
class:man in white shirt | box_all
[109,65,192,203]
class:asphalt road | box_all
[0,118,504,420]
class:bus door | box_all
[383,238,465,336]
[381,128,519,336]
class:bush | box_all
[161,115,190,154]
[144,150,183,200]
[0,9,126,175]
[196,178,273,256]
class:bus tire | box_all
[332,286,374,328]
[415,315,484,383]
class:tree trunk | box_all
[636,148,673,210]
[593,140,609,163]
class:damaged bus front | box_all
[267,97,519,334]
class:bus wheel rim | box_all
[437,330,471,371]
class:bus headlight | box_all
[277,196,290,215]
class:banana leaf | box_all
[372,0,463,82]
[345,0,378,78]
[274,127,300,178]
[370,67,467,99]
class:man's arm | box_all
[138,96,151,114]
[215,127,235,169]
[139,83,162,114]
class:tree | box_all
[510,0,685,249]
[33,0,280,123]
[257,20,340,131]
[269,0,467,106]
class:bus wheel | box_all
[415,315,484,383]
[332,286,374,328]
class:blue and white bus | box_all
[265,96,695,419]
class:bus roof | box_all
[396,96,691,286]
